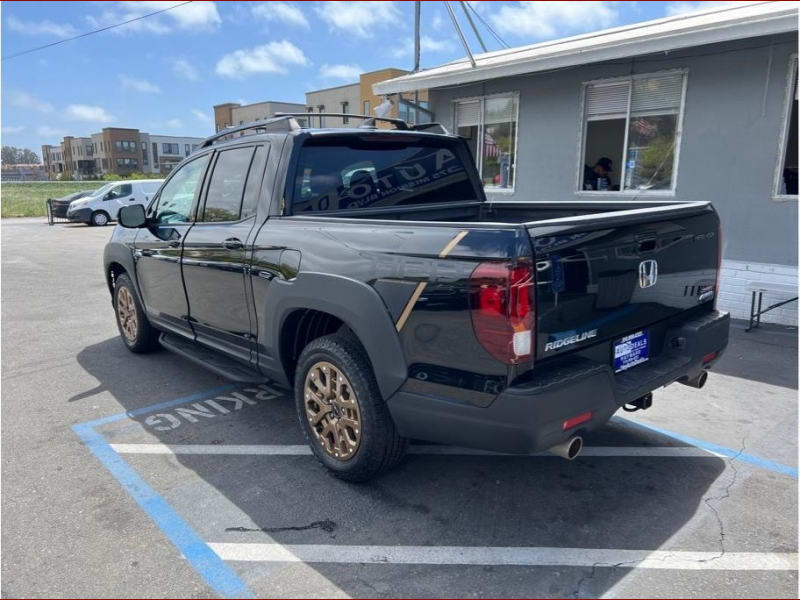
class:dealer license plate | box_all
[613,330,649,373]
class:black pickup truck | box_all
[105,114,729,481]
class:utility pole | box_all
[413,1,421,72]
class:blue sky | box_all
[1,1,734,155]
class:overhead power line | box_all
[2,1,194,61]
[465,1,510,49]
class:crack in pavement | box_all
[572,436,748,597]
[700,434,746,563]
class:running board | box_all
[159,333,266,383]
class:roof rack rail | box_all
[200,115,301,148]
[409,122,449,134]
[275,112,410,130]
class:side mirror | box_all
[119,204,147,228]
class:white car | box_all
[67,179,163,226]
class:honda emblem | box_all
[639,259,658,288]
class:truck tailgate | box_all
[529,203,719,360]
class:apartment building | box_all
[42,127,204,180]
[213,101,307,132]
[212,68,430,132]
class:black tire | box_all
[113,273,160,353]
[90,211,110,226]
[294,334,407,482]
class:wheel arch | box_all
[267,273,407,400]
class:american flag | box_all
[484,131,499,158]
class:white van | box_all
[67,179,163,226]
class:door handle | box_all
[223,238,243,250]
[168,240,180,248]
[138,249,154,257]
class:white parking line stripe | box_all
[109,443,722,458]
[208,543,798,571]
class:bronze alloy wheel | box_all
[116,286,138,343]
[304,361,362,460]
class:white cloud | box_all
[7,16,77,37]
[391,35,456,58]
[36,125,67,137]
[319,63,362,80]
[216,40,308,79]
[172,58,200,81]
[165,118,183,129]
[87,1,221,35]
[2,125,25,134]
[665,1,744,16]
[65,104,115,124]
[9,91,53,113]
[119,74,161,94]
[252,2,309,28]
[191,109,212,124]
[489,1,619,38]
[432,12,445,31]
[314,1,400,38]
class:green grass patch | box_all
[1,181,106,218]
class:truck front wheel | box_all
[294,334,407,482]
[113,274,160,353]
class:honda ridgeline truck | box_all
[104,114,729,481]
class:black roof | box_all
[201,114,451,150]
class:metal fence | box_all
[45,198,70,226]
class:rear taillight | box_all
[714,221,722,309]
[469,261,535,364]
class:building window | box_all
[363,100,370,116]
[142,149,148,165]
[115,140,137,152]
[185,143,190,157]
[775,56,798,198]
[317,105,325,127]
[453,93,518,190]
[341,101,349,124]
[579,70,686,194]
[162,143,180,154]
[192,144,199,151]
[116,158,138,168]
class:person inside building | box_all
[583,157,614,191]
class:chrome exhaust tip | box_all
[680,370,708,389]
[549,435,583,460]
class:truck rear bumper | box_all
[386,310,730,454]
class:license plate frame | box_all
[613,330,649,373]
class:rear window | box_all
[291,136,479,213]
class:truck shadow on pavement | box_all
[73,336,729,598]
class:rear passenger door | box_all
[181,143,269,364]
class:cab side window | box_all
[153,154,211,224]
[105,183,132,200]
[202,147,255,222]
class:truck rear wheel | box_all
[114,273,160,353]
[294,334,407,482]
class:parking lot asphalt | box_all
[2,217,797,598]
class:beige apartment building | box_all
[213,68,430,132]
[42,127,204,180]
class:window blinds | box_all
[455,101,481,127]
[585,82,630,117]
[585,74,685,118]
[630,74,684,115]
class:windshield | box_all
[291,135,480,213]
[88,183,116,198]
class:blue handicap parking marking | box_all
[72,385,255,600]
